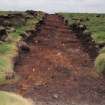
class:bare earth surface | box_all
[0,14,105,105]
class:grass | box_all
[0,57,13,83]
[0,11,44,84]
[0,11,9,16]
[92,32,105,44]
[0,43,17,54]
[0,91,33,105]
[59,13,105,44]
[95,53,105,74]
[0,43,18,83]
[99,47,105,54]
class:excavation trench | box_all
[0,14,105,105]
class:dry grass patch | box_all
[0,91,33,105]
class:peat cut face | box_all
[0,27,8,41]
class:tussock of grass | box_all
[0,57,13,83]
[95,53,105,74]
[0,91,33,105]
[99,47,105,54]
[0,43,17,54]
[92,32,105,44]
[0,43,12,54]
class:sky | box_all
[0,0,105,13]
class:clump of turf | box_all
[0,43,17,54]
[0,91,33,105]
[95,53,105,74]
[99,47,105,54]
[0,42,18,83]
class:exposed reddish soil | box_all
[1,14,105,105]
